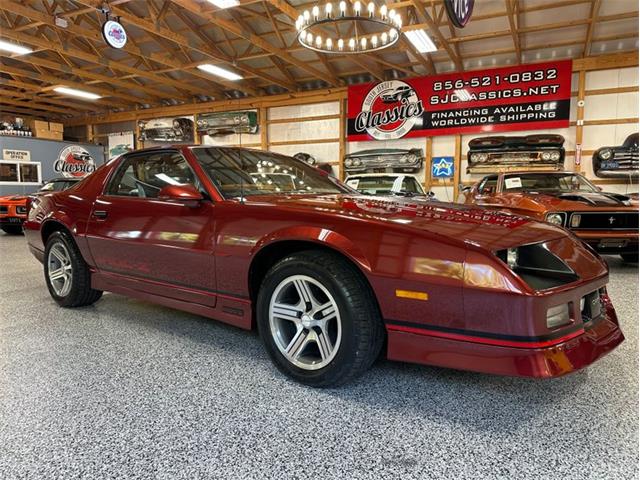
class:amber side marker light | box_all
[395,289,429,301]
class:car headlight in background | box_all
[550,151,561,161]
[506,248,518,269]
[173,119,181,129]
[353,159,362,166]
[599,148,613,160]
[407,154,417,163]
[196,119,206,127]
[545,212,565,226]
[546,304,572,329]
[345,159,354,166]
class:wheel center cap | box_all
[301,314,313,328]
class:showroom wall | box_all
[70,55,638,202]
[0,136,105,196]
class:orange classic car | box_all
[463,171,639,263]
[0,194,28,234]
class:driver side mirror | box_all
[158,184,203,206]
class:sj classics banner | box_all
[347,59,572,141]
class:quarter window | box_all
[478,176,498,195]
[106,151,198,198]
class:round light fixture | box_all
[295,2,402,54]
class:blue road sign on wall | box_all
[432,156,454,178]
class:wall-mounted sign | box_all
[432,157,454,178]
[444,0,474,28]
[2,149,30,162]
[347,59,572,141]
[54,145,96,178]
[139,117,194,143]
[102,20,127,49]
[108,132,134,160]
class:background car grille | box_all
[611,151,639,169]
[570,212,639,230]
[0,206,7,214]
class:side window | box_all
[478,176,497,195]
[401,177,421,193]
[106,152,197,198]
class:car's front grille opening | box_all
[0,206,7,214]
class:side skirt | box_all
[91,271,252,330]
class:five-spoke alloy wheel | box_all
[257,250,384,387]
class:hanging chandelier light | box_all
[295,2,402,54]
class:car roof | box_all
[346,173,410,178]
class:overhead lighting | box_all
[53,87,101,100]
[0,39,32,55]
[404,29,437,53]
[197,64,243,81]
[207,0,240,8]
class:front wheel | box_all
[44,231,103,307]
[1,225,23,235]
[620,253,638,263]
[257,250,384,387]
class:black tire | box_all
[1,225,23,235]
[44,230,103,307]
[620,253,638,263]
[257,250,384,387]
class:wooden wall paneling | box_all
[259,107,268,150]
[453,135,462,202]
[339,98,346,181]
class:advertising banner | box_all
[347,60,572,141]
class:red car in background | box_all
[24,146,623,386]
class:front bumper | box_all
[573,230,638,254]
[0,216,25,225]
[386,299,623,378]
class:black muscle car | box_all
[593,133,638,179]
[467,134,565,173]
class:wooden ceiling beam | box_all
[171,0,339,86]
[584,0,602,57]
[0,104,58,119]
[0,86,97,111]
[0,64,132,108]
[0,1,222,99]
[410,0,462,70]
[1,97,73,115]
[505,0,522,64]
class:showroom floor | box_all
[0,233,637,480]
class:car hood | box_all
[346,149,412,157]
[242,194,567,251]
[0,195,28,203]
[504,191,635,210]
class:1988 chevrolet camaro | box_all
[25,146,624,386]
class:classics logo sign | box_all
[102,20,127,49]
[54,146,96,179]
[354,80,424,141]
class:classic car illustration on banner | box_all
[592,133,638,179]
[196,111,258,136]
[54,146,96,179]
[24,146,623,386]
[344,148,424,173]
[462,171,639,262]
[345,173,435,199]
[139,117,194,143]
[467,134,565,173]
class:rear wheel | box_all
[1,225,23,235]
[44,231,103,307]
[257,250,384,387]
[620,253,638,263]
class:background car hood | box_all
[243,194,566,251]
[0,195,27,203]
[346,149,412,157]
[503,191,634,210]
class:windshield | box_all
[191,147,349,199]
[347,177,395,195]
[502,173,598,192]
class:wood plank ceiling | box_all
[0,0,637,120]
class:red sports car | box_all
[25,146,624,386]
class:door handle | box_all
[93,210,108,219]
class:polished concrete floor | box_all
[0,232,637,480]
